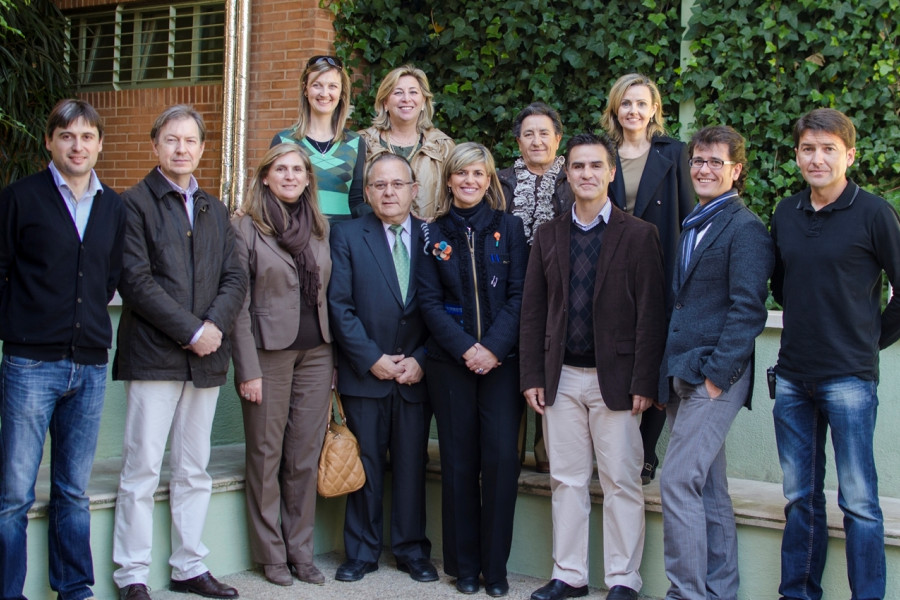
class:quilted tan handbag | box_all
[317,391,366,498]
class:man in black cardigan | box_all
[0,99,126,600]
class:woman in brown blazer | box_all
[230,143,332,587]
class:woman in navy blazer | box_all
[416,142,527,598]
[601,73,694,485]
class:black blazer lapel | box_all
[406,217,423,307]
[633,147,674,218]
[362,215,405,308]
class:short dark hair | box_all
[564,132,617,165]
[512,102,564,138]
[689,125,747,193]
[792,108,856,150]
[150,105,207,142]
[364,152,416,186]
[45,99,104,139]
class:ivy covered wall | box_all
[680,0,899,221]
[326,0,899,219]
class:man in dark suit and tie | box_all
[328,153,437,584]
[520,132,667,600]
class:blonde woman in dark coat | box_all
[230,143,332,587]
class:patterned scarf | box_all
[678,189,739,287]
[510,155,565,243]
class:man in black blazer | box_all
[328,153,437,584]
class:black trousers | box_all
[341,390,431,564]
[426,357,523,585]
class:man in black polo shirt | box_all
[0,99,125,600]
[771,108,900,600]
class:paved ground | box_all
[148,551,657,599]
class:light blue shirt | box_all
[49,161,102,240]
[571,198,612,231]
[156,167,200,228]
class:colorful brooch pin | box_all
[432,241,452,261]
[494,232,501,247]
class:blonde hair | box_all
[291,60,352,143]
[601,73,667,145]
[243,143,328,239]
[435,142,505,218]
[370,64,435,133]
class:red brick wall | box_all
[245,0,335,178]
[54,0,337,196]
[78,86,223,194]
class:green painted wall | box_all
[18,311,900,598]
[84,314,900,498]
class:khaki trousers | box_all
[544,365,645,591]
[113,380,220,586]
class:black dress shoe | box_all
[485,578,510,597]
[397,558,439,582]
[641,456,659,485]
[170,572,238,598]
[119,584,151,600]
[335,559,378,582]
[456,576,480,594]
[531,578,589,600]
[606,585,638,600]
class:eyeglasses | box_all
[688,158,736,170]
[306,55,343,69]
[367,180,413,192]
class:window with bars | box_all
[67,1,225,91]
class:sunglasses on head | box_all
[307,55,343,69]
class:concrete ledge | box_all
[30,441,900,547]
[21,441,900,599]
[27,444,248,518]
[427,440,900,546]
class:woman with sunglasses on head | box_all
[416,142,527,598]
[601,73,693,486]
[359,64,454,221]
[230,143,333,587]
[273,55,367,222]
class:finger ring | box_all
[477,368,484,374]
[242,394,249,399]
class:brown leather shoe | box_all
[263,563,292,586]
[170,571,239,598]
[291,562,326,585]
[119,584,151,600]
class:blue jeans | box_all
[773,374,885,600]
[0,355,106,600]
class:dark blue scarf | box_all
[678,190,739,287]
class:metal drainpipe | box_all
[220,0,250,212]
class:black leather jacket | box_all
[114,168,247,388]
